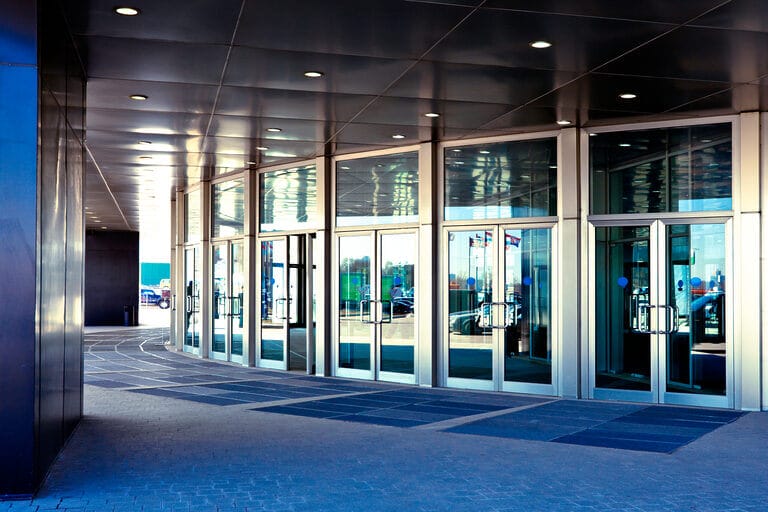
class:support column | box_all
[314,156,332,376]
[417,142,437,387]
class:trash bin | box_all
[123,305,137,326]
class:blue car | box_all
[141,288,170,309]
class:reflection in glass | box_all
[448,231,493,379]
[338,236,372,370]
[260,165,317,232]
[261,240,286,361]
[666,224,726,396]
[336,152,418,227]
[591,123,732,214]
[231,242,244,356]
[184,247,201,348]
[212,178,244,238]
[504,229,552,384]
[185,189,201,243]
[445,138,557,221]
[380,233,416,374]
[212,244,227,353]
[595,227,651,391]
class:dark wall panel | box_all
[85,230,140,325]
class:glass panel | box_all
[448,231,494,380]
[260,165,317,232]
[444,138,557,221]
[212,178,244,238]
[591,123,732,214]
[231,242,244,356]
[261,240,286,361]
[336,152,418,227]
[595,226,651,391]
[338,236,372,370]
[504,229,552,384]
[212,245,227,354]
[666,224,726,396]
[184,189,201,243]
[288,236,307,371]
[380,233,416,374]
[184,247,201,348]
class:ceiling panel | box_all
[223,47,415,96]
[424,10,671,71]
[86,79,219,114]
[66,0,243,44]
[83,36,229,84]
[388,61,578,104]
[691,0,768,33]
[235,0,473,59]
[481,0,727,24]
[599,26,768,83]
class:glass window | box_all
[590,123,732,214]
[184,189,201,243]
[444,138,557,221]
[212,178,245,238]
[336,152,418,227]
[260,165,317,232]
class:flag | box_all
[484,231,492,247]
[506,234,521,247]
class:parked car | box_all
[141,287,170,309]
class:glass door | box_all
[260,235,312,370]
[591,220,730,407]
[184,246,201,354]
[336,230,417,383]
[211,241,245,363]
[445,227,554,393]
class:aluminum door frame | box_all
[588,216,733,408]
[443,223,557,394]
[257,235,290,370]
[183,245,202,356]
[210,241,231,362]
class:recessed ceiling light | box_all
[424,112,440,118]
[619,143,631,147]
[589,133,597,137]
[138,140,152,145]
[530,41,552,49]
[556,119,572,126]
[304,71,324,78]
[549,165,558,169]
[479,150,490,155]
[451,149,461,153]
[455,161,465,165]
[129,94,148,101]
[100,226,108,230]
[619,93,637,99]
[266,127,282,132]
[93,219,102,223]
[340,166,350,170]
[256,146,269,151]
[392,134,405,139]
[114,7,140,16]
[246,161,257,165]
[701,138,712,143]
[139,155,152,160]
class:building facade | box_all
[173,114,767,412]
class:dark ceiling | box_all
[65,0,768,231]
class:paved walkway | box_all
[3,327,767,511]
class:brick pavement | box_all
[2,327,767,511]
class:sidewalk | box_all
[3,327,766,511]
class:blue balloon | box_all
[466,277,476,286]
[393,276,402,286]
[691,277,702,287]
[677,279,684,289]
[709,280,716,289]
[617,276,629,289]
[522,276,533,286]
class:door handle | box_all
[637,304,657,334]
[659,305,679,335]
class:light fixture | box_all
[451,149,461,153]
[139,155,152,160]
[479,150,490,155]
[246,161,257,165]
[701,138,712,143]
[556,119,572,126]
[619,93,637,99]
[129,94,148,101]
[619,143,631,147]
[304,71,324,78]
[340,166,350,170]
[589,133,597,137]
[266,127,282,133]
[138,140,152,145]
[100,226,108,230]
[114,7,140,16]
[424,112,440,118]
[392,134,405,139]
[256,146,269,151]
[530,40,552,49]
[455,161,465,165]
[549,165,558,169]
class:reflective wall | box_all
[0,0,86,496]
